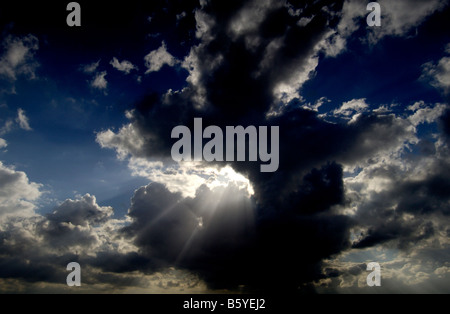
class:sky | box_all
[0,0,449,294]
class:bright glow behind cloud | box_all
[128,158,254,198]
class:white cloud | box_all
[48,194,113,227]
[110,57,137,74]
[297,16,314,27]
[322,0,448,58]
[91,71,108,90]
[82,60,100,74]
[0,138,6,149]
[0,161,42,221]
[194,10,215,40]
[318,247,450,293]
[0,34,39,81]
[144,42,178,74]
[422,46,450,94]
[319,31,347,58]
[407,102,447,127]
[96,119,145,160]
[96,113,254,198]
[318,98,450,293]
[302,97,330,112]
[316,0,367,58]
[272,53,319,105]
[333,98,370,119]
[435,266,450,278]
[0,120,14,136]
[128,158,253,198]
[369,0,448,43]
[229,0,281,42]
[16,108,32,131]
[182,44,223,108]
[337,0,367,38]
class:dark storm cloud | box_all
[86,251,151,274]
[122,183,254,270]
[351,150,450,251]
[285,162,345,215]
[96,0,449,291]
[0,197,139,288]
[1,0,449,294]
[118,180,351,291]
[0,257,60,283]
[120,0,346,141]
[0,217,79,284]
[96,0,371,291]
[395,171,450,216]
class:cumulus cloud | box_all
[309,101,450,293]
[0,187,132,289]
[110,58,137,74]
[144,42,178,74]
[327,101,450,292]
[96,116,146,160]
[408,101,447,127]
[0,162,42,221]
[37,194,114,251]
[316,251,450,293]
[0,138,6,149]
[422,44,450,94]
[0,178,209,293]
[47,194,113,227]
[0,34,39,81]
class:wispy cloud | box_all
[91,71,108,90]
[81,60,100,74]
[0,138,6,149]
[0,34,39,81]
[16,108,32,131]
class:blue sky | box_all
[0,9,192,216]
